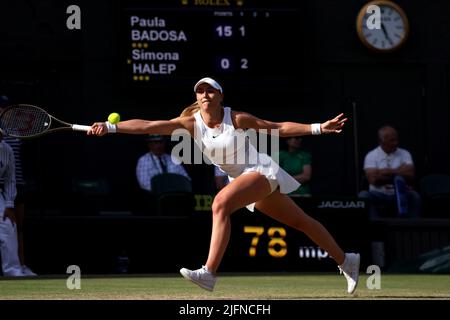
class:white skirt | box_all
[226,153,300,212]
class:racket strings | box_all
[0,105,50,137]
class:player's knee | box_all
[211,195,231,218]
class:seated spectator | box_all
[358,125,421,219]
[136,134,190,193]
[133,134,191,215]
[277,136,312,197]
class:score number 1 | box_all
[215,25,246,37]
[215,25,249,72]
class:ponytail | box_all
[180,101,200,117]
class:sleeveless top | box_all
[193,107,300,211]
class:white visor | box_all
[193,77,223,93]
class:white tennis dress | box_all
[193,107,300,211]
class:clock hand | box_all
[380,23,394,46]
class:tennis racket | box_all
[0,104,91,138]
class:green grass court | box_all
[1,273,449,300]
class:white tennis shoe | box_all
[338,253,360,294]
[180,265,217,291]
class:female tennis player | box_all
[88,77,360,294]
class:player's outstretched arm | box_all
[320,113,348,134]
[88,117,194,137]
[234,111,347,137]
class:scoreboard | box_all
[120,0,300,89]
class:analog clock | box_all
[356,1,409,52]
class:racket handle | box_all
[72,124,91,131]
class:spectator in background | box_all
[136,134,190,193]
[0,128,25,276]
[277,136,312,197]
[0,95,36,276]
[359,125,421,219]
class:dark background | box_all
[2,0,449,205]
[0,0,449,274]
[1,0,449,203]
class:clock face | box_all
[357,2,409,51]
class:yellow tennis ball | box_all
[108,112,121,124]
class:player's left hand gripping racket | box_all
[0,104,91,138]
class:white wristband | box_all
[311,123,322,135]
[105,121,117,133]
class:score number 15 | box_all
[215,25,246,37]
[215,25,249,71]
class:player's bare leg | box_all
[255,191,345,263]
[180,172,271,291]
[206,172,272,273]
[255,191,360,293]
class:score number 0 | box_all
[218,57,248,71]
[215,25,249,71]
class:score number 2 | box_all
[219,57,248,70]
[244,226,287,258]
[215,25,248,71]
